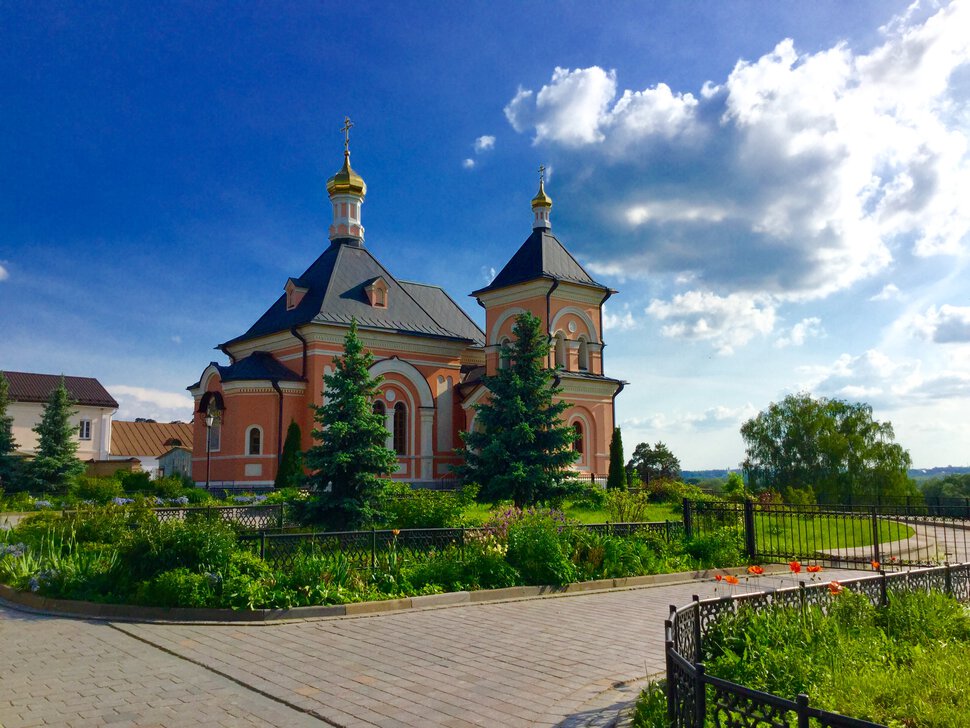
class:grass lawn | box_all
[754,513,914,553]
[461,500,681,525]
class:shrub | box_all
[606,489,653,522]
[74,476,124,504]
[570,483,607,510]
[506,513,575,585]
[683,527,743,568]
[123,518,237,580]
[379,482,470,529]
[136,568,217,608]
[120,471,153,493]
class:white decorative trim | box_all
[550,306,599,343]
[370,358,435,408]
[245,425,264,456]
[488,307,529,345]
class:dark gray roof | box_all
[473,229,610,296]
[400,281,485,347]
[224,240,484,347]
[2,371,119,408]
[216,352,304,383]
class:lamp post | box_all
[204,412,214,490]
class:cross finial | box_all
[341,116,354,152]
[539,164,545,183]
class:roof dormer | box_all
[364,276,389,308]
[285,278,309,311]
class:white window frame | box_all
[78,419,92,440]
[245,425,263,456]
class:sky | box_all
[1,1,969,469]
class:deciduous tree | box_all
[627,441,681,486]
[741,393,914,503]
[304,321,397,527]
[458,312,578,507]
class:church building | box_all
[189,134,624,488]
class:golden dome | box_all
[326,151,367,198]
[531,177,552,209]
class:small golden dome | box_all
[326,151,367,198]
[531,177,552,210]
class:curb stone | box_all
[0,563,788,624]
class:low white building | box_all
[5,371,118,461]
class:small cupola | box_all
[531,164,552,230]
[364,276,389,308]
[326,116,367,245]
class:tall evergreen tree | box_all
[606,427,627,491]
[458,312,578,507]
[304,320,397,527]
[0,373,22,490]
[274,420,304,489]
[29,377,85,493]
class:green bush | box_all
[123,518,237,580]
[506,513,576,585]
[120,471,153,493]
[379,482,470,529]
[74,476,124,504]
[605,489,653,522]
[683,527,743,568]
[569,483,607,510]
[136,568,217,608]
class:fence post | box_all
[278,504,284,530]
[371,529,377,569]
[870,506,881,567]
[664,638,677,726]
[692,596,702,662]
[743,499,756,559]
[259,531,266,561]
[694,663,707,727]
[683,498,693,539]
[946,563,953,596]
[796,694,810,728]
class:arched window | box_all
[499,337,511,370]
[393,402,407,455]
[577,337,589,371]
[373,400,386,417]
[573,422,584,456]
[555,332,566,369]
[246,426,262,456]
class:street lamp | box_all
[204,412,214,490]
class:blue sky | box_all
[2,1,969,469]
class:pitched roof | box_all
[399,281,485,347]
[223,240,485,347]
[216,351,304,383]
[111,421,194,457]
[472,229,610,296]
[2,371,119,408]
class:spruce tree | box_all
[0,373,22,490]
[274,420,304,489]
[304,320,397,528]
[458,312,578,507]
[606,427,627,491]
[29,377,85,493]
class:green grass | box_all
[755,514,914,553]
[460,500,680,526]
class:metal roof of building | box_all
[2,371,119,408]
[473,229,610,296]
[110,421,194,457]
[223,240,485,348]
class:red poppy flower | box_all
[871,560,880,570]
[807,565,822,573]
[747,565,765,576]
[715,574,723,582]
[828,581,843,595]
[789,561,802,574]
[725,575,739,585]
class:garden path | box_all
[0,568,862,728]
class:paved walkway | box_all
[0,569,861,728]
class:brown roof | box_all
[2,371,119,408]
[111,421,194,457]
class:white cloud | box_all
[775,317,824,348]
[622,403,757,433]
[602,304,637,331]
[0,263,8,282]
[870,283,901,301]
[462,158,475,169]
[474,135,495,153]
[171,335,182,345]
[480,265,496,284]
[505,3,970,302]
[109,385,194,422]
[646,291,776,355]
[912,304,970,343]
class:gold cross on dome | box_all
[341,116,354,151]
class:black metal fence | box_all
[684,499,970,569]
[238,520,684,569]
[151,503,288,531]
[665,562,970,727]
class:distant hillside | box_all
[683,467,970,483]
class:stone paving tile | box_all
[2,569,863,727]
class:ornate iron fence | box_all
[684,499,970,568]
[239,520,684,569]
[665,562,970,727]
[151,503,287,531]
